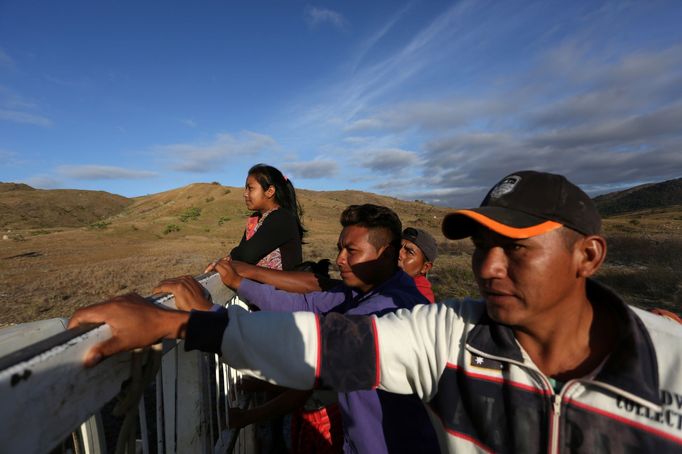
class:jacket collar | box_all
[466,279,661,405]
[349,269,412,300]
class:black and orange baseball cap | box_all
[442,171,601,240]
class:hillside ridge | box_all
[593,177,682,217]
[3,177,680,230]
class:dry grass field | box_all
[598,207,682,314]
[1,182,680,327]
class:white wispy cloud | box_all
[278,2,681,207]
[304,6,347,30]
[154,131,278,173]
[0,86,36,110]
[0,48,14,69]
[345,98,512,133]
[181,119,197,128]
[336,1,472,119]
[291,1,477,132]
[349,2,413,73]
[0,109,53,127]
[284,160,338,179]
[361,148,419,173]
[344,37,682,207]
[57,165,158,180]
[0,85,52,127]
[0,149,17,164]
[22,175,62,189]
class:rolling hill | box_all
[0,182,132,230]
[0,182,451,237]
[0,178,679,327]
[4,175,681,234]
[594,177,682,217]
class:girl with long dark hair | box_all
[230,163,304,271]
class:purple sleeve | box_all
[238,278,347,314]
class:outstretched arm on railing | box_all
[205,257,339,294]
[231,260,327,293]
[67,294,190,367]
[68,283,451,400]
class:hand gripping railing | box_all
[0,271,254,454]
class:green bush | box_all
[218,216,230,226]
[205,196,214,203]
[163,224,180,235]
[89,220,111,230]
[179,207,202,222]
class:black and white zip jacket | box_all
[186,280,682,453]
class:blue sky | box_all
[1,0,681,207]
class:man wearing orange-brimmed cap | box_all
[442,171,601,240]
[70,171,682,453]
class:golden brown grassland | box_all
[0,184,680,326]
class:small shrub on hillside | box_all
[163,224,181,235]
[211,181,220,185]
[224,189,231,195]
[89,220,111,230]
[430,263,478,301]
[30,229,51,236]
[205,196,214,203]
[218,216,230,226]
[179,207,202,222]
[598,266,681,311]
[600,233,682,313]
[438,240,473,256]
[605,235,682,268]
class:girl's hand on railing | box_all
[204,255,232,273]
[153,276,213,312]
[208,257,243,290]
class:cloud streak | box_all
[361,148,419,173]
[155,131,278,173]
[337,37,682,207]
[304,6,347,30]
[0,48,14,69]
[22,175,62,189]
[284,160,338,179]
[0,109,53,127]
[57,165,158,180]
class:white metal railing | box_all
[0,272,255,454]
